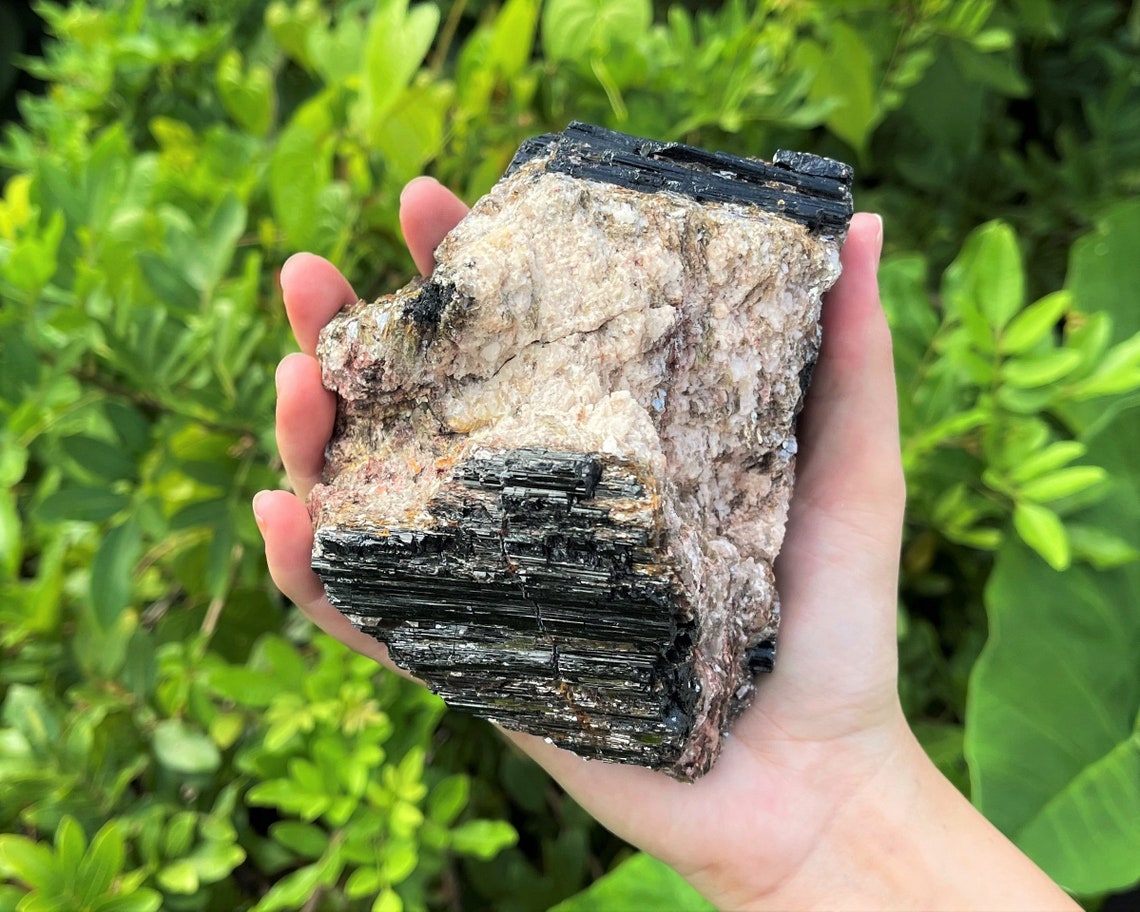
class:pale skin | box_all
[254,176,1080,911]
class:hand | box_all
[255,178,1076,911]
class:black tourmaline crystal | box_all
[310,123,854,780]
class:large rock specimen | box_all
[310,123,853,780]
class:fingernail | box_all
[252,490,270,533]
[400,175,439,203]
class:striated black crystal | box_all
[313,447,700,766]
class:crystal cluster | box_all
[310,123,853,780]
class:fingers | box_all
[754,213,904,735]
[281,253,358,355]
[253,489,390,666]
[275,353,336,500]
[400,177,470,276]
[793,212,904,538]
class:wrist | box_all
[743,725,1078,911]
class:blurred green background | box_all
[1,0,1138,909]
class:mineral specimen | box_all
[310,123,853,781]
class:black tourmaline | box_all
[310,123,854,780]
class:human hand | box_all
[256,178,1076,911]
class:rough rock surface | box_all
[310,123,853,780]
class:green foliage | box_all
[1,0,1139,907]
[547,852,713,911]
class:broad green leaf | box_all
[1017,466,1107,503]
[944,221,1024,331]
[1011,501,1069,570]
[1015,733,1140,893]
[90,517,142,628]
[216,50,273,137]
[967,417,1140,893]
[36,487,129,523]
[152,719,221,775]
[999,290,1068,353]
[449,819,517,860]
[542,0,651,62]
[488,0,540,78]
[549,852,714,912]
[1067,199,1140,341]
[269,117,332,252]
[265,0,324,69]
[359,0,440,141]
[797,24,877,152]
[1002,349,1081,388]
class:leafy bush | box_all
[1,0,1138,908]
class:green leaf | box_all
[60,435,137,482]
[1002,349,1081,388]
[270,822,329,859]
[90,517,142,629]
[541,0,651,62]
[344,866,382,899]
[945,221,1024,331]
[448,819,517,860]
[1068,525,1140,570]
[488,0,540,78]
[812,23,878,152]
[1011,502,1069,570]
[157,859,199,894]
[1017,466,1107,503]
[1067,199,1140,342]
[999,290,1069,354]
[1069,332,1140,399]
[1014,733,1140,894]
[137,251,199,311]
[1008,441,1086,483]
[186,841,245,883]
[549,852,714,912]
[77,822,125,901]
[55,816,86,873]
[967,537,1140,893]
[359,0,440,140]
[372,888,403,912]
[152,719,221,775]
[36,487,129,523]
[427,774,469,826]
[269,116,333,251]
[216,50,274,137]
[0,836,56,890]
[94,891,163,912]
[0,487,20,581]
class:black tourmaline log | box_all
[310,123,854,780]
